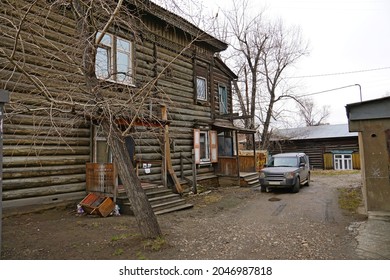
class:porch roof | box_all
[213,120,256,134]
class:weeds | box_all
[338,187,363,213]
[113,248,124,256]
[142,236,167,251]
[312,170,360,176]
[136,251,148,260]
[111,233,130,242]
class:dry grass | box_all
[312,169,360,176]
[338,187,363,213]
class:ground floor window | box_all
[94,125,112,163]
[334,154,352,170]
[194,129,218,164]
[218,131,234,156]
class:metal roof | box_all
[346,96,390,121]
[272,124,358,140]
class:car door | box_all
[299,155,309,183]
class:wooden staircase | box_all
[116,182,193,215]
[240,172,260,188]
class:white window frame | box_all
[194,129,218,164]
[199,131,210,162]
[196,76,207,101]
[95,32,134,85]
[334,154,352,170]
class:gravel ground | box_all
[1,171,365,260]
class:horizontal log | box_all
[3,155,90,168]
[7,114,90,128]
[2,174,86,191]
[3,145,90,156]
[3,183,86,200]
[3,124,90,137]
[3,134,90,146]
[2,191,87,209]
[3,164,87,180]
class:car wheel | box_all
[292,177,300,193]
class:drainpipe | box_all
[0,90,10,258]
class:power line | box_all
[298,84,362,101]
[286,66,390,79]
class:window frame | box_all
[218,84,228,114]
[196,76,207,101]
[93,125,113,163]
[334,154,352,170]
[194,129,218,164]
[95,32,134,85]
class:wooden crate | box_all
[80,193,115,217]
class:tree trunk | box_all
[102,121,162,239]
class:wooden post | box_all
[161,105,168,188]
[192,149,197,194]
[0,90,10,258]
[180,152,184,180]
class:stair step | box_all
[240,172,260,188]
[154,203,194,215]
[116,183,193,215]
[151,199,188,212]
[145,189,173,198]
[148,193,181,205]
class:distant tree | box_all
[297,98,330,126]
[215,0,309,149]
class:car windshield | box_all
[269,156,298,167]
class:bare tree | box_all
[297,98,330,126]
[216,0,309,149]
[0,0,206,238]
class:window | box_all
[218,131,233,156]
[95,32,133,85]
[94,126,112,163]
[194,129,218,163]
[334,154,352,170]
[219,85,228,114]
[199,131,209,162]
[196,77,207,101]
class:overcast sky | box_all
[202,0,390,125]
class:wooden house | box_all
[0,0,256,212]
[268,124,360,170]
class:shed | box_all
[346,96,390,213]
[269,124,359,170]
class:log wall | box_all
[269,137,360,170]
[1,0,236,209]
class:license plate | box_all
[269,181,280,185]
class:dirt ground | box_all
[1,171,366,260]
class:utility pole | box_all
[0,90,10,258]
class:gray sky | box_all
[264,0,390,124]
[155,0,390,125]
[202,0,390,125]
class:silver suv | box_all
[259,152,310,193]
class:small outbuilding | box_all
[268,124,359,170]
[346,96,390,213]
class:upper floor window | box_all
[196,76,207,101]
[219,85,228,114]
[95,32,133,85]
